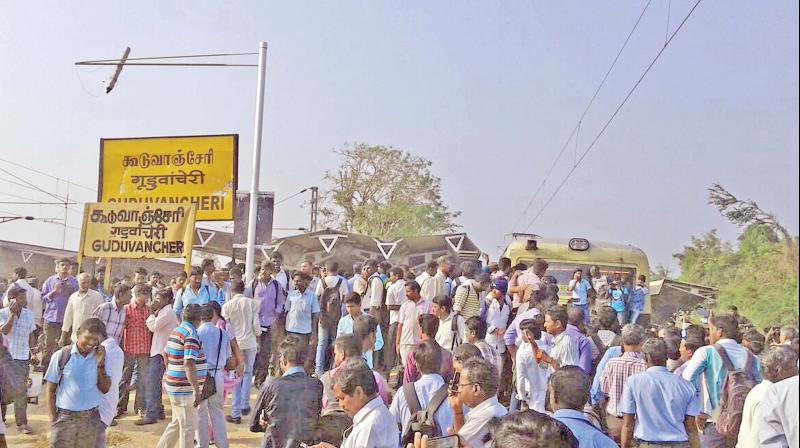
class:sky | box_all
[0,1,798,273]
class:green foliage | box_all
[320,143,460,239]
[676,224,799,329]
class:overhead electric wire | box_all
[0,157,97,193]
[274,188,311,206]
[77,52,258,64]
[522,0,703,231]
[509,0,654,233]
[0,166,68,203]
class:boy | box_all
[466,316,502,376]
[0,286,37,434]
[337,294,383,368]
[515,317,550,412]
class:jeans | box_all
[12,359,29,426]
[571,303,590,325]
[197,375,227,448]
[628,308,642,325]
[145,355,166,420]
[119,354,149,414]
[315,322,336,375]
[616,309,627,326]
[231,347,257,418]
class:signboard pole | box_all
[183,206,197,275]
[245,41,268,284]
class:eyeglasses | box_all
[455,382,479,389]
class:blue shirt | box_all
[282,366,305,377]
[174,285,212,317]
[552,409,617,448]
[197,322,232,377]
[609,288,625,313]
[591,346,623,405]
[284,289,320,335]
[337,313,384,369]
[45,344,110,411]
[619,366,701,443]
[569,279,591,305]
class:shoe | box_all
[110,419,118,427]
[159,412,166,420]
[241,407,251,416]
[18,425,33,435]
[116,410,126,418]
[134,418,158,426]
[225,416,241,424]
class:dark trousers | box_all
[384,322,399,368]
[254,328,272,387]
[12,359,29,426]
[118,354,149,414]
[50,408,102,448]
[42,322,62,372]
[144,354,166,420]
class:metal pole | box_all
[310,186,318,232]
[244,42,268,284]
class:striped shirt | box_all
[92,300,126,345]
[452,281,481,320]
[164,321,207,396]
[600,351,646,417]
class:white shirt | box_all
[389,373,454,438]
[459,396,508,448]
[315,275,349,301]
[435,313,465,353]
[62,289,105,342]
[398,299,432,346]
[737,379,772,448]
[341,396,399,448]
[550,331,580,372]
[385,279,407,324]
[760,375,799,448]
[98,337,125,426]
[420,271,447,302]
[221,293,262,351]
[485,294,510,354]
[516,341,550,412]
[146,305,179,358]
[365,275,385,310]
[2,279,43,328]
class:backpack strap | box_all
[426,384,450,418]
[57,345,73,386]
[714,344,736,371]
[402,382,422,416]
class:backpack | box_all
[0,344,28,405]
[319,279,344,327]
[714,344,756,439]
[401,383,450,444]
[590,333,621,371]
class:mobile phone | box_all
[427,435,460,448]
[449,372,460,394]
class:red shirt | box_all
[123,301,152,355]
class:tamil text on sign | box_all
[80,203,196,259]
[99,134,238,221]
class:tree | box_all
[319,143,460,239]
[649,264,673,281]
[708,183,793,247]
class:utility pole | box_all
[309,186,318,232]
[106,47,131,94]
[244,42,268,284]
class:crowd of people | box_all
[0,254,798,448]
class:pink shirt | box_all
[398,299,433,346]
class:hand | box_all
[94,345,106,367]
[396,345,401,356]
[448,391,463,412]
[235,363,244,378]
[192,390,202,408]
[54,281,64,293]
[308,443,337,448]
[696,413,708,433]
[58,335,70,348]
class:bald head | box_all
[567,307,586,327]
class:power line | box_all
[0,157,97,193]
[0,178,68,201]
[523,0,703,231]
[275,188,313,206]
[0,166,68,203]
[509,0,653,233]
[77,52,258,64]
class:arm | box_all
[568,279,577,292]
[452,287,465,314]
[95,345,111,394]
[0,312,15,335]
[47,382,58,422]
[515,349,529,402]
[60,298,74,344]
[230,337,245,377]
[395,322,403,349]
[184,359,201,407]
[620,414,635,448]
[685,416,700,448]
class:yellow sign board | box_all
[79,202,196,259]
[99,134,238,221]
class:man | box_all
[452,263,482,320]
[363,259,384,319]
[619,338,700,448]
[466,316,502,376]
[44,318,111,447]
[384,266,407,370]
[550,366,617,448]
[200,258,218,298]
[737,345,797,447]
[321,334,390,414]
[564,307,595,375]
[270,252,292,296]
[156,304,207,448]
[138,288,179,426]
[314,260,349,375]
[94,266,109,300]
[0,286,37,434]
[682,313,761,446]
[492,257,512,280]
[196,304,232,448]
[283,271,320,371]
[249,335,323,447]
[68,261,80,278]
[390,340,454,442]
[59,272,104,346]
[42,258,78,366]
[353,314,384,369]
[117,284,151,418]
[2,267,43,331]
[396,280,432,368]
[568,268,592,326]
[91,284,131,345]
[130,267,148,298]
[509,259,548,309]
[404,314,455,384]
[96,326,125,448]
[673,334,705,376]
[760,375,799,448]
[448,357,507,447]
[415,261,438,298]
[222,280,261,424]
[627,275,648,325]
[543,306,581,371]
[515,317,551,412]
[432,294,465,353]
[347,262,362,294]
[310,359,399,448]
[173,266,211,317]
[337,294,384,368]
[599,323,647,441]
[249,260,285,387]
[421,256,450,302]
[171,272,188,298]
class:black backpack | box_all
[401,383,450,444]
[0,344,28,405]
[319,278,344,327]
